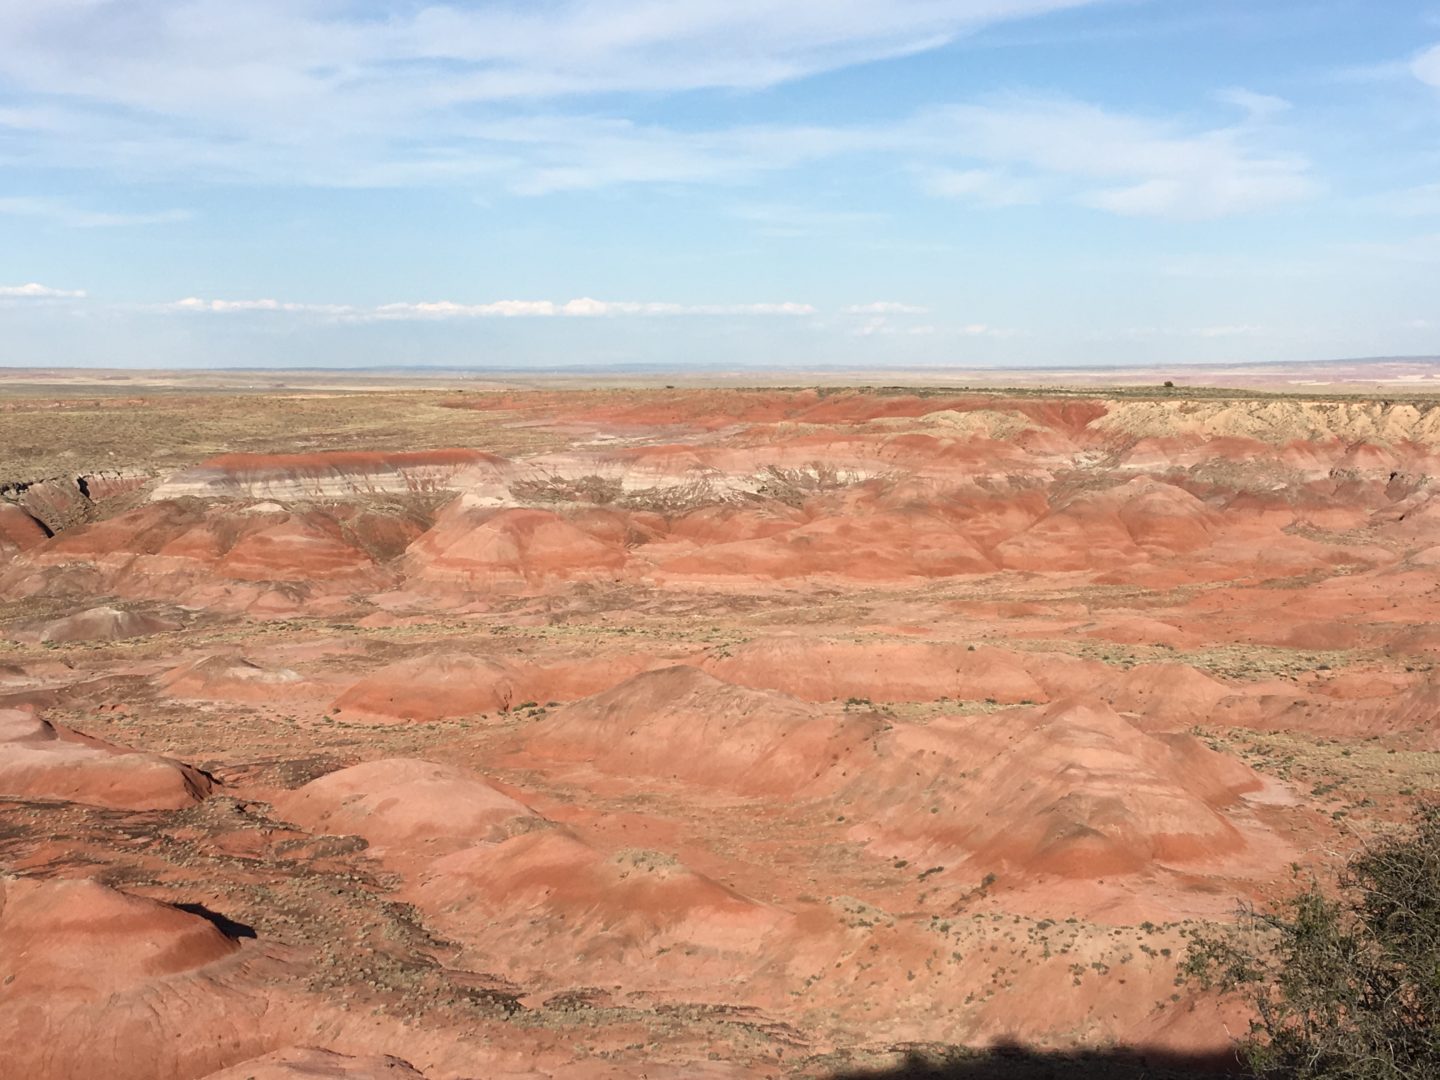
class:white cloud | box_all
[729,202,884,238]
[0,281,86,298]
[0,5,1313,224]
[1082,173,1310,219]
[915,97,1316,219]
[921,167,1047,206]
[167,297,357,315]
[843,302,930,314]
[0,0,1099,190]
[0,2,1098,117]
[1413,42,1440,88]
[371,299,557,320]
[1214,87,1291,118]
[165,296,817,320]
[852,316,937,337]
[0,196,191,227]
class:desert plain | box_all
[2,374,1438,1079]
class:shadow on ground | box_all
[175,901,258,940]
[825,1041,1246,1079]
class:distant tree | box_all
[1163,380,1175,388]
[1184,804,1440,1079]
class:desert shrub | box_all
[1184,803,1440,1078]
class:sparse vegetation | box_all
[1185,803,1440,1079]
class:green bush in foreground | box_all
[1184,803,1439,1079]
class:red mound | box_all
[408,829,789,987]
[217,515,386,581]
[0,708,212,809]
[526,666,880,795]
[39,604,181,643]
[656,508,995,581]
[331,650,657,721]
[4,501,429,611]
[159,654,305,703]
[0,875,240,997]
[1029,657,1234,728]
[331,653,528,720]
[994,478,1222,571]
[0,876,274,1080]
[405,502,628,590]
[273,758,538,856]
[851,701,1268,877]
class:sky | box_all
[2,0,1439,371]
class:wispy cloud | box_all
[161,295,818,320]
[0,196,191,228]
[1213,87,1291,119]
[372,298,818,319]
[729,202,885,238]
[852,317,936,337]
[0,1,1099,185]
[0,282,86,299]
[915,96,1315,219]
[0,2,1098,114]
[921,167,1048,207]
[0,2,1316,224]
[843,302,930,314]
[1413,42,1440,88]
[164,297,356,315]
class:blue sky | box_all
[2,0,1439,370]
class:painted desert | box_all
[2,378,1438,1079]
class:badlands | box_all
[1,379,1438,1078]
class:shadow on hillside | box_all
[176,901,258,940]
[826,1041,1246,1080]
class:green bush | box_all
[1184,803,1439,1078]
